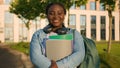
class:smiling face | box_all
[47,4,65,28]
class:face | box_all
[47,4,65,28]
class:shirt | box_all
[30,28,85,68]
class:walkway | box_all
[0,43,34,68]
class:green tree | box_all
[96,0,118,53]
[9,0,45,30]
[9,0,46,41]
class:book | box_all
[46,34,73,61]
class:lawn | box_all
[95,41,120,68]
[8,42,30,55]
[8,41,120,68]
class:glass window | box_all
[19,19,28,42]
[100,3,105,11]
[101,16,106,24]
[4,0,11,4]
[100,16,106,40]
[4,11,13,23]
[91,16,96,40]
[80,15,86,36]
[80,5,86,10]
[5,27,14,42]
[80,15,86,26]
[90,1,96,10]
[91,29,96,40]
[112,17,115,40]
[91,16,96,25]
[69,14,76,25]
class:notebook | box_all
[46,39,72,61]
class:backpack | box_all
[72,30,100,68]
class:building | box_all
[0,0,120,42]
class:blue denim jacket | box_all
[30,28,85,68]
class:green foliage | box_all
[10,42,30,55]
[75,0,88,7]
[96,41,120,68]
[99,0,116,11]
[96,0,118,54]
[9,0,46,30]
[9,41,120,67]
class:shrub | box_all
[10,42,30,55]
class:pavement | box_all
[0,43,34,68]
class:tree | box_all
[9,0,46,41]
[9,0,45,29]
[96,0,118,53]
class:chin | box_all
[52,24,61,27]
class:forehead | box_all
[48,4,64,11]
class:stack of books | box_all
[46,34,73,61]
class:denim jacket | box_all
[30,28,85,68]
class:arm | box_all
[56,30,85,68]
[30,32,51,68]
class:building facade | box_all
[0,0,120,42]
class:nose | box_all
[53,13,59,19]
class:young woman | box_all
[30,2,85,68]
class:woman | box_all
[30,2,85,68]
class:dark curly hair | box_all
[45,2,66,15]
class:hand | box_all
[50,60,58,68]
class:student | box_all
[30,2,85,68]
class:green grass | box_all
[7,41,120,68]
[8,42,30,55]
[95,41,120,68]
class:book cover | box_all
[46,34,73,61]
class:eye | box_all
[48,12,54,15]
[58,11,64,15]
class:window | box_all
[91,16,96,40]
[80,5,86,10]
[90,1,96,10]
[4,11,14,42]
[100,16,106,40]
[69,14,76,25]
[112,17,115,40]
[101,16,106,24]
[100,3,105,11]
[5,27,14,42]
[80,15,86,26]
[80,15,86,36]
[4,11,13,23]
[91,16,96,25]
[19,19,28,41]
[4,0,11,4]
[91,29,96,40]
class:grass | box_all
[8,42,30,55]
[7,41,120,68]
[95,41,120,68]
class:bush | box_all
[10,42,30,55]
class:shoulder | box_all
[68,28,81,35]
[32,29,46,37]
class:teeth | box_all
[53,20,59,22]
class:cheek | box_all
[60,16,65,21]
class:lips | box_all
[53,20,59,23]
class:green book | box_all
[49,34,73,40]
